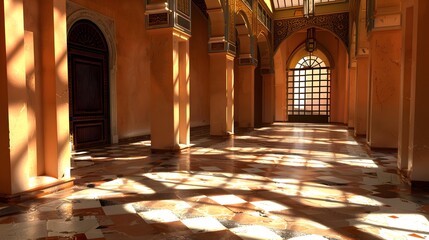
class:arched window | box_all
[295,55,326,68]
[287,54,331,123]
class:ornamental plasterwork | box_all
[228,0,236,43]
[274,12,349,51]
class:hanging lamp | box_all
[303,0,315,18]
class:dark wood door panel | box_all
[73,58,104,115]
[73,120,108,148]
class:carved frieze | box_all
[274,13,349,51]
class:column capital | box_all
[145,0,192,35]
[208,39,236,55]
[238,54,258,66]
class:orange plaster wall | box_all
[70,0,151,139]
[23,0,44,176]
[0,0,12,193]
[274,33,303,121]
[273,29,349,123]
[367,29,402,148]
[189,4,210,127]
[69,1,211,138]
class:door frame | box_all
[67,6,118,144]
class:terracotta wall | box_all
[273,29,349,123]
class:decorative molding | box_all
[208,39,236,55]
[144,0,192,34]
[148,13,169,26]
[274,12,349,51]
[67,3,117,69]
[239,57,258,66]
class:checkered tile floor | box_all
[1,123,429,240]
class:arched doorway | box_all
[287,53,331,123]
[68,20,110,150]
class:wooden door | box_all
[68,20,110,149]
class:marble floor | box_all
[0,123,429,240]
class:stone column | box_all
[262,72,275,124]
[237,64,256,128]
[367,29,402,148]
[408,0,429,184]
[354,55,369,136]
[0,0,29,194]
[398,5,414,170]
[348,62,357,128]
[209,52,235,136]
[149,28,190,151]
[40,0,70,180]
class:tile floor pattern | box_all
[1,123,429,239]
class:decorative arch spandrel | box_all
[274,13,349,51]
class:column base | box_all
[0,177,74,203]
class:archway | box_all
[287,50,331,123]
[68,19,110,149]
[274,27,349,123]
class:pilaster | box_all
[40,0,70,180]
[367,29,402,148]
[354,55,369,136]
[398,3,413,170]
[209,51,235,136]
[408,0,429,183]
[348,62,357,129]
[149,28,190,151]
[262,71,275,124]
[0,0,28,194]
[237,63,256,128]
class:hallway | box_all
[0,123,428,239]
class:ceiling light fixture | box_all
[303,0,315,18]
